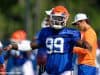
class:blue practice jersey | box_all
[38,27,81,74]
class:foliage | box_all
[0,0,99,39]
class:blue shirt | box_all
[38,27,81,74]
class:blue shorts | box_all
[78,64,96,75]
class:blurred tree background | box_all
[0,0,100,40]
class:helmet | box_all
[11,30,27,43]
[50,5,70,29]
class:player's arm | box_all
[4,29,44,51]
[4,43,18,51]
[76,29,97,51]
[73,30,92,51]
[4,39,39,51]
[30,39,40,50]
[72,30,91,54]
[73,46,89,54]
[31,33,43,49]
[73,29,96,54]
[73,38,92,54]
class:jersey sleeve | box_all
[35,31,40,39]
[73,30,81,43]
[37,29,46,47]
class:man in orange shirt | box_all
[72,13,97,75]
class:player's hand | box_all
[4,44,12,51]
[82,41,92,50]
[76,40,83,47]
[76,40,92,50]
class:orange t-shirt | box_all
[73,27,97,66]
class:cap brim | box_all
[45,11,51,15]
[72,21,77,25]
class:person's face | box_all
[75,20,85,31]
[49,12,69,29]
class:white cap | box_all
[72,13,88,24]
[45,8,53,15]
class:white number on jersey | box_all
[46,37,64,54]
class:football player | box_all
[0,41,6,75]
[4,5,81,75]
[6,30,35,75]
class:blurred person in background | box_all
[0,41,6,75]
[6,30,35,75]
[41,8,53,28]
[96,40,100,75]
[72,13,97,75]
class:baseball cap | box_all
[72,13,88,25]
